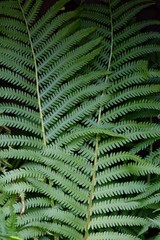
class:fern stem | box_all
[84,126,100,240]
[84,1,113,239]
[18,0,46,146]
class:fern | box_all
[0,0,160,239]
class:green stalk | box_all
[18,1,57,239]
[18,0,46,146]
[84,1,114,239]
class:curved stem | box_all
[18,0,46,146]
[84,1,113,239]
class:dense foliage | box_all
[0,0,160,239]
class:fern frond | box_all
[35,12,79,51]
[94,181,147,199]
[0,104,40,123]
[102,100,160,122]
[92,198,141,214]
[108,84,160,106]
[1,0,160,239]
[90,215,149,229]
[112,0,152,19]
[30,0,70,37]
[88,231,142,240]
[25,0,43,27]
[0,135,43,148]
[19,223,83,240]
[2,182,36,194]
[17,208,85,231]
[113,2,153,30]
[0,68,35,92]
[112,45,160,69]
[96,163,160,184]
[42,70,108,113]
[46,95,110,141]
[0,116,41,136]
[55,126,124,147]
[28,178,87,217]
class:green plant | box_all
[0,0,160,239]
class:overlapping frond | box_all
[0,0,160,239]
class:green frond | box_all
[92,198,140,214]
[34,11,79,50]
[99,127,160,154]
[3,197,51,217]
[30,0,70,37]
[1,0,160,239]
[148,215,160,228]
[55,126,124,147]
[0,69,35,93]
[141,193,160,207]
[37,24,95,70]
[114,3,153,30]
[1,27,28,43]
[82,4,109,14]
[46,95,110,142]
[19,223,83,240]
[44,83,108,129]
[0,167,44,184]
[0,135,43,149]
[98,151,144,168]
[0,192,10,206]
[44,146,91,173]
[111,121,160,134]
[112,45,160,69]
[1,48,33,68]
[0,151,91,193]
[112,0,152,19]
[102,100,160,122]
[0,104,40,123]
[25,0,43,27]
[146,148,160,165]
[40,41,103,96]
[133,181,160,201]
[131,137,160,154]
[0,0,18,9]
[96,162,160,184]
[88,231,142,240]
[114,20,160,44]
[114,33,160,56]
[108,84,160,107]
[42,70,108,113]
[28,178,87,217]
[2,182,36,195]
[80,10,110,26]
[1,55,34,77]
[0,148,91,185]
[1,163,88,203]
[109,72,149,93]
[17,208,85,231]
[0,116,41,136]
[1,37,31,56]
[18,227,45,240]
[94,181,147,199]
[138,215,160,237]
[22,0,34,16]
[90,215,149,229]
[1,16,24,30]
[109,60,148,82]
